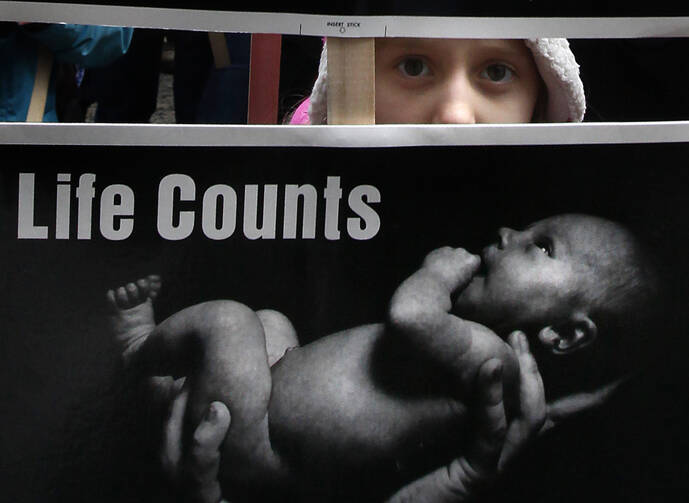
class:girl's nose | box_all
[497,227,515,249]
[431,76,477,124]
[431,100,476,124]
[433,100,476,124]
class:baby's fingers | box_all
[423,247,480,279]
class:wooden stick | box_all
[208,32,231,69]
[26,46,53,122]
[326,37,375,125]
[247,33,282,124]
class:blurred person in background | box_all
[0,22,132,122]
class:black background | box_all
[2,144,689,502]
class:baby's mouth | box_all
[476,255,489,277]
[477,245,496,277]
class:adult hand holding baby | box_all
[385,330,546,503]
[160,383,231,503]
[164,330,547,503]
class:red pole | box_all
[247,34,282,124]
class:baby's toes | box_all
[105,288,118,311]
[107,285,129,310]
[109,283,142,310]
[125,282,143,305]
[135,277,151,297]
[107,275,162,311]
[145,274,162,299]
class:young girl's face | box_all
[375,38,542,124]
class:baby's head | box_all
[303,38,585,124]
[455,214,661,388]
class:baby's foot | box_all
[107,274,161,366]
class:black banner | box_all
[2,143,688,502]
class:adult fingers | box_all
[464,358,507,475]
[185,401,231,503]
[547,376,625,428]
[439,359,506,498]
[385,360,506,503]
[507,331,546,429]
[499,332,547,470]
[161,384,189,479]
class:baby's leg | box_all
[123,299,288,493]
[140,300,287,489]
[256,309,299,366]
[107,277,298,368]
[106,275,183,405]
[107,278,293,492]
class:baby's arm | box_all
[388,247,517,390]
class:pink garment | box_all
[289,98,311,124]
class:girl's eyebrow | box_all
[380,38,438,52]
[471,41,532,61]
[379,38,531,62]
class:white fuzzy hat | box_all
[307,38,585,124]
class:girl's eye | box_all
[481,64,514,83]
[397,57,430,77]
[534,237,554,257]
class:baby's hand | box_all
[421,247,481,293]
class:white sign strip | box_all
[2,2,689,37]
[2,122,689,147]
[385,16,689,38]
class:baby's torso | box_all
[268,324,471,499]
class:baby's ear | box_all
[537,314,597,355]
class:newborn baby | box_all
[109,214,658,502]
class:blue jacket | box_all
[0,24,133,121]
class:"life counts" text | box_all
[17,173,381,241]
